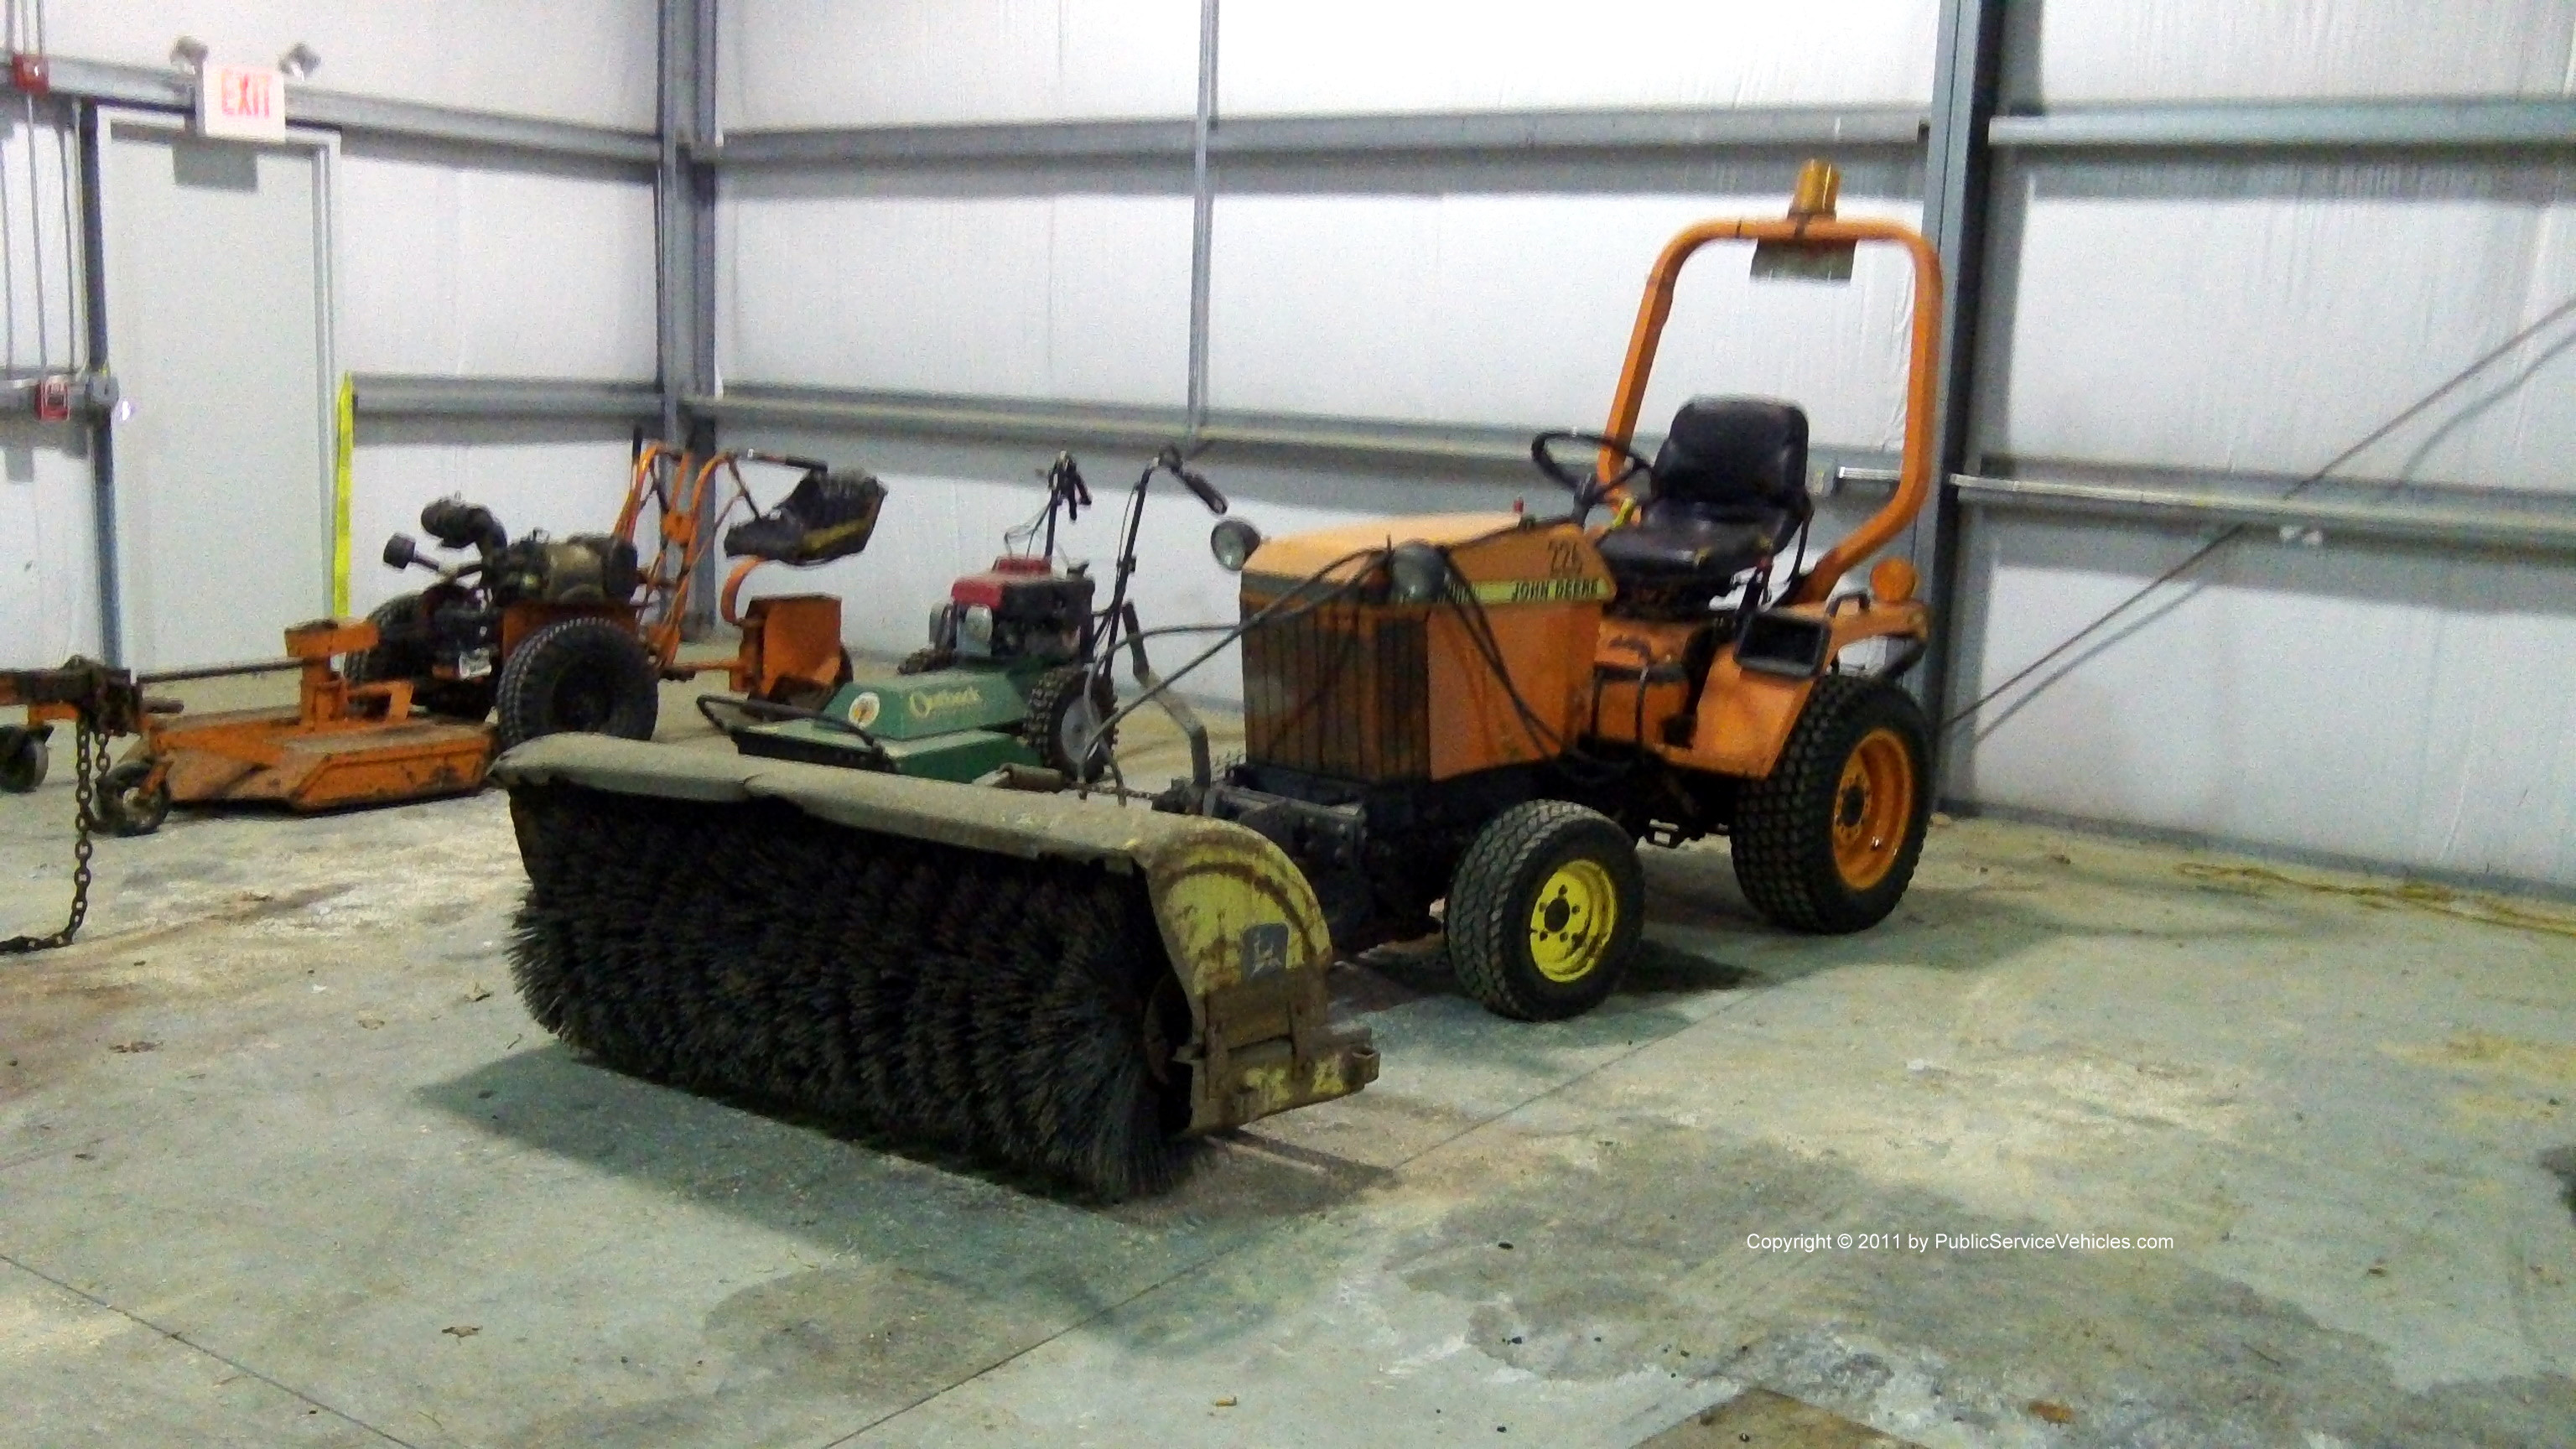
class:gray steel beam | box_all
[1988,96,2576,152]
[1912,0,2007,729]
[1215,105,1929,158]
[691,385,1903,484]
[1953,473,2576,557]
[657,0,722,634]
[706,118,1194,166]
[350,375,661,421]
[701,105,1929,167]
[75,101,120,666]
[23,55,657,165]
[1186,0,1218,437]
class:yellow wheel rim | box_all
[1832,727,1916,891]
[1527,859,1618,983]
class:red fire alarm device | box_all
[35,376,70,423]
[10,53,47,96]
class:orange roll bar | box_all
[1595,211,1944,607]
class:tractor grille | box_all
[1242,602,1429,782]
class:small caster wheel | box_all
[92,760,172,837]
[0,724,47,793]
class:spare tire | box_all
[494,616,659,750]
[346,593,495,721]
[345,595,433,686]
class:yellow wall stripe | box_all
[332,373,356,615]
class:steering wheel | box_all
[1530,431,1654,519]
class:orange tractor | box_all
[1176,159,1945,1018]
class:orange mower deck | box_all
[135,619,493,817]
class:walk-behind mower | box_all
[359,443,883,748]
[699,446,1228,785]
[486,161,1937,1197]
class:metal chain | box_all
[3,719,100,954]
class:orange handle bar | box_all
[1596,216,1944,606]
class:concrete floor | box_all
[4,669,2574,1447]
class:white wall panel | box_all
[0,105,93,668]
[0,109,83,376]
[1983,164,2576,491]
[343,429,646,617]
[0,431,102,666]
[721,188,1193,404]
[336,153,657,381]
[721,0,1199,129]
[49,1,657,129]
[2029,0,2576,104]
[1222,0,1936,115]
[1209,194,1925,447]
[1950,514,2576,890]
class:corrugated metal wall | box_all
[712,1,1937,720]
[15,2,2570,891]
[0,103,93,664]
[50,2,657,128]
[0,2,659,656]
[1952,0,2576,889]
[333,138,658,617]
[715,0,2576,891]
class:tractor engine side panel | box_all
[1424,601,1601,778]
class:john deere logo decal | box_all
[1454,576,1612,605]
[1240,922,1290,978]
[846,691,882,728]
[908,685,986,720]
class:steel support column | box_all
[1185,0,1219,440]
[1912,0,2007,734]
[76,101,119,665]
[658,0,721,633]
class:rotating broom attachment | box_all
[507,782,1192,1197]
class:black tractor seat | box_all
[723,467,888,565]
[1597,397,1812,600]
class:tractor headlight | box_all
[1387,541,1449,605]
[1209,518,1262,573]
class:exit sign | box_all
[198,64,286,142]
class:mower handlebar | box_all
[1152,446,1227,515]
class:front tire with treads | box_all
[1447,799,1644,1021]
[1023,665,1115,782]
[1731,673,1932,933]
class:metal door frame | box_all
[91,106,340,670]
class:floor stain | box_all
[2542,1147,2576,1223]
[2393,1032,2576,1087]
[1389,1119,2576,1447]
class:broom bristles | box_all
[505,782,1192,1198]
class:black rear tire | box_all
[0,725,46,793]
[1446,800,1644,1021]
[1024,665,1116,782]
[494,617,660,750]
[1731,674,1933,933]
